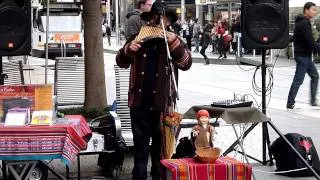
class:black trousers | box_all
[287,56,319,106]
[200,44,208,59]
[186,35,192,51]
[130,107,161,180]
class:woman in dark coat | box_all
[217,21,227,59]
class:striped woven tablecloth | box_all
[0,115,91,165]
[161,157,252,180]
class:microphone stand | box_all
[160,15,179,100]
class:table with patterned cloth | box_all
[161,157,252,180]
[0,115,91,165]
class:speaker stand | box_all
[223,49,320,179]
[260,49,273,165]
[0,56,6,85]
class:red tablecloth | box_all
[0,115,92,165]
[161,157,252,180]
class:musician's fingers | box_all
[131,41,138,46]
[167,32,176,43]
[129,43,141,52]
[132,43,141,49]
[160,32,165,38]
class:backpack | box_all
[270,133,320,177]
[171,137,195,159]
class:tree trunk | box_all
[83,0,107,110]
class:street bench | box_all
[112,65,198,148]
[3,60,24,85]
[54,57,85,107]
[112,65,133,147]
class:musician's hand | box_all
[166,32,177,44]
[128,41,141,53]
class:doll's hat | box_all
[197,109,210,119]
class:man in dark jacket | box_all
[116,2,192,180]
[200,21,213,64]
[125,0,153,40]
[287,2,319,110]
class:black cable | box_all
[234,49,281,110]
[266,49,281,108]
[235,54,257,71]
[252,65,274,96]
[271,49,281,73]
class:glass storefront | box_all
[289,6,320,32]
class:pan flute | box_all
[134,25,165,43]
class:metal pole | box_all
[115,0,120,45]
[0,56,3,85]
[208,5,212,21]
[181,0,185,23]
[261,49,273,165]
[237,33,241,57]
[45,0,50,84]
[228,2,232,28]
[196,4,200,20]
[107,0,111,26]
[292,42,295,59]
[261,49,267,164]
[270,49,273,64]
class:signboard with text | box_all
[195,0,206,5]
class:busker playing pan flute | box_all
[116,1,192,180]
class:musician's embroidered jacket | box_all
[116,36,192,112]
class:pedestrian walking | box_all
[287,2,320,110]
[211,21,218,53]
[200,21,213,65]
[193,18,201,52]
[106,25,111,46]
[185,19,193,51]
[217,21,227,59]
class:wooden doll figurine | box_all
[191,109,215,149]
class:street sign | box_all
[195,0,206,5]
[206,0,217,4]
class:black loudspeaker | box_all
[0,0,31,56]
[241,0,289,49]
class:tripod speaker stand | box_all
[222,50,320,179]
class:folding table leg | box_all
[2,161,7,180]
[66,165,70,180]
[77,155,81,180]
[24,162,37,180]
[232,124,256,180]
